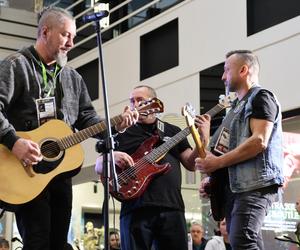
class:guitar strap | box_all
[134,119,165,141]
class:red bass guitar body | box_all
[109,135,171,201]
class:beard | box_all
[55,52,68,67]
[228,85,236,92]
[226,80,238,93]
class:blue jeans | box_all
[225,185,279,250]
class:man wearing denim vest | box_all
[196,50,284,250]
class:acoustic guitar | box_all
[0,98,164,205]
[109,95,233,202]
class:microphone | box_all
[82,10,109,23]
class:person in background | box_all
[205,219,231,250]
[0,238,9,250]
[190,221,207,250]
[109,231,121,250]
[0,6,137,250]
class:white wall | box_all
[68,0,300,241]
[70,0,300,114]
[0,7,36,59]
[72,0,300,182]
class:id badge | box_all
[36,97,57,126]
[214,127,230,155]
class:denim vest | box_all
[227,87,284,193]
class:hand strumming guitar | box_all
[195,152,223,174]
[12,138,43,167]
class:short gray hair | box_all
[134,85,157,98]
[190,221,203,230]
[37,6,74,38]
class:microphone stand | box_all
[93,19,119,250]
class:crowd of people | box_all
[0,3,289,250]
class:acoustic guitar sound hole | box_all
[40,140,61,159]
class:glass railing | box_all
[43,0,185,60]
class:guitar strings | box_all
[116,128,191,186]
[38,103,161,158]
[116,141,175,186]
[114,103,228,186]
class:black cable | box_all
[11,237,23,244]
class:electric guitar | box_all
[0,98,164,205]
[198,94,236,221]
[182,99,233,221]
[109,95,233,201]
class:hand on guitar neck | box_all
[115,105,139,133]
[182,93,234,159]
[182,105,211,159]
[194,114,211,153]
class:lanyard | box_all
[41,62,59,97]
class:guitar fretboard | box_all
[58,115,123,149]
[143,103,225,163]
[206,104,225,118]
[145,127,191,163]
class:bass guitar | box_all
[109,95,233,201]
[0,98,164,205]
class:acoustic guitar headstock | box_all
[137,97,164,116]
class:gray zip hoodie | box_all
[0,45,101,149]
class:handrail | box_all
[74,6,94,20]
[73,0,160,49]
[65,0,85,11]
[76,0,133,33]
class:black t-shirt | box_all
[115,120,191,216]
[250,89,278,122]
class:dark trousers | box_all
[15,178,72,250]
[225,185,279,250]
[120,207,188,250]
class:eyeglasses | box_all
[129,97,146,104]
